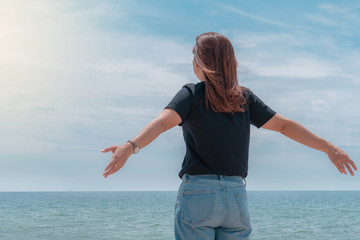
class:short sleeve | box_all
[248,90,276,129]
[164,84,193,126]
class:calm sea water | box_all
[0,191,359,240]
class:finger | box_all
[342,165,347,175]
[341,164,347,175]
[344,162,354,176]
[101,145,117,153]
[101,146,116,153]
[103,166,116,178]
[340,163,346,174]
[348,158,357,171]
[103,170,112,178]
[104,157,115,171]
[336,163,344,174]
[103,166,112,178]
[104,160,121,173]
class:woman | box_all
[101,32,357,240]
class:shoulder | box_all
[240,86,252,100]
[181,81,205,95]
[182,81,204,89]
[239,86,255,110]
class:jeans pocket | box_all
[181,190,216,225]
[233,191,251,229]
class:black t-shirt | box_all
[165,81,276,179]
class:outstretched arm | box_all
[101,108,181,178]
[262,113,357,176]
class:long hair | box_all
[193,32,247,113]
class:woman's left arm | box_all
[101,108,181,178]
[262,113,357,176]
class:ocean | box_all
[0,191,359,240]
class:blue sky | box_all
[0,0,359,191]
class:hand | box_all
[327,145,357,176]
[101,143,133,178]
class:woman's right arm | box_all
[261,113,357,176]
[101,108,182,178]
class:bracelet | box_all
[127,140,140,154]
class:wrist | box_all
[323,141,334,155]
[127,140,140,154]
[125,142,134,154]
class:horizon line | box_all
[1,189,359,192]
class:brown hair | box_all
[193,32,248,113]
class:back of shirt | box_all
[165,81,276,179]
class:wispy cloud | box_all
[318,4,352,14]
[220,5,291,27]
[318,3,360,23]
[231,30,360,83]
[219,4,309,30]
[254,60,339,79]
[305,15,337,26]
[103,106,159,117]
[232,32,340,79]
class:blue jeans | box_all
[174,174,252,240]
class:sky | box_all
[0,0,359,191]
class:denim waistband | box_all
[181,174,246,187]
